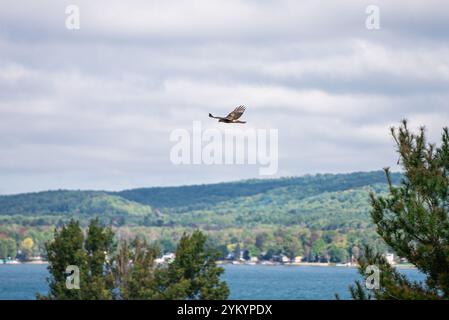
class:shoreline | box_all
[218,261,417,269]
[1,260,416,269]
[0,260,48,265]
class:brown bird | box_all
[209,106,247,123]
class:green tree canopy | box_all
[39,218,115,300]
[156,230,229,300]
[39,220,228,300]
[0,239,16,260]
[351,121,449,299]
[113,238,160,299]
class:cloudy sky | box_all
[1,0,449,194]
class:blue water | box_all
[223,265,424,299]
[0,264,424,300]
[0,264,49,300]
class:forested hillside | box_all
[0,171,401,263]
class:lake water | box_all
[0,264,424,300]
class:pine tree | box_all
[113,238,160,299]
[40,220,229,300]
[38,218,115,300]
[83,218,115,299]
[156,230,230,300]
[350,120,449,299]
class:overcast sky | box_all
[1,1,449,194]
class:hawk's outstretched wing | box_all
[225,106,246,121]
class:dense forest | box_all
[0,171,401,263]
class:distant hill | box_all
[0,171,401,230]
[117,170,400,208]
[0,171,403,261]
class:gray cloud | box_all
[1,0,449,194]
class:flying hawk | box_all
[209,106,247,123]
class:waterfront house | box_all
[385,253,395,265]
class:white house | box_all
[155,253,175,264]
[385,253,395,265]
